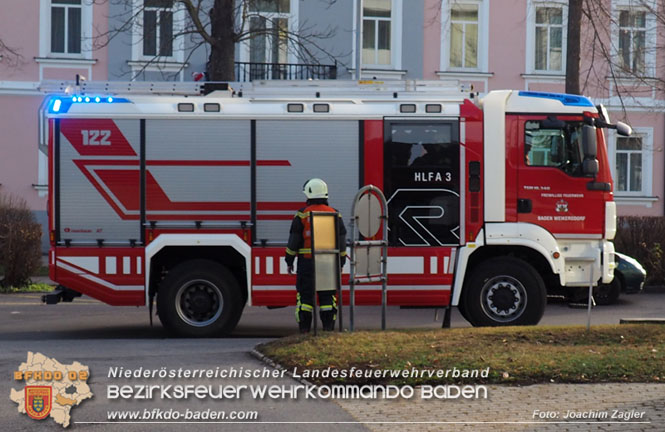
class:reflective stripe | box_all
[340,251,347,257]
[296,293,314,323]
[298,248,312,254]
[297,211,310,219]
[321,295,337,312]
[285,248,297,256]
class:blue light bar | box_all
[518,91,594,107]
[49,95,132,113]
[67,95,129,104]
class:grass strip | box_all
[0,283,54,293]
[258,324,665,385]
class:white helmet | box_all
[303,178,328,199]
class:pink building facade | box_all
[424,0,665,217]
[0,1,109,250]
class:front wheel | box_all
[462,257,547,326]
[594,277,621,306]
[157,259,242,337]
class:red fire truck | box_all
[38,80,627,336]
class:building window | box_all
[363,0,393,66]
[248,0,290,65]
[51,0,82,54]
[615,135,643,193]
[535,6,563,71]
[449,4,478,69]
[143,0,175,57]
[618,10,646,74]
[610,126,653,200]
[440,0,488,75]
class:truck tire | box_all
[457,298,469,322]
[462,257,546,326]
[594,276,621,306]
[157,259,242,337]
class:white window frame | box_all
[440,0,488,73]
[525,0,567,75]
[39,0,93,59]
[351,0,403,72]
[608,127,653,199]
[130,0,186,72]
[238,0,299,65]
[611,0,657,78]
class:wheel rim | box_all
[479,275,528,323]
[175,279,223,327]
[596,285,611,301]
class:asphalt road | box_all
[0,287,664,339]
[1,288,663,431]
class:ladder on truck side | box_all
[38,78,475,101]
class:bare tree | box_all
[576,0,665,116]
[98,0,341,81]
[0,38,22,69]
[565,0,582,94]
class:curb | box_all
[620,318,665,324]
[249,345,315,386]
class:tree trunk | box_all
[207,0,236,81]
[565,0,582,95]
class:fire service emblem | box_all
[25,386,52,420]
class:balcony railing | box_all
[234,61,337,82]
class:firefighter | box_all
[285,178,347,333]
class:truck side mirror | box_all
[582,125,597,158]
[616,121,632,137]
[583,159,599,176]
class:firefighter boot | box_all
[321,310,336,331]
[319,291,337,331]
[298,310,313,334]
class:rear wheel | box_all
[462,257,547,326]
[157,259,242,337]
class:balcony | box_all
[234,62,337,82]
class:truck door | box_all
[515,115,605,236]
[378,119,460,306]
[57,119,142,245]
[383,120,461,247]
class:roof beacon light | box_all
[52,99,62,112]
[95,96,101,103]
[107,97,114,103]
[84,96,90,103]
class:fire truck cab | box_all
[39,80,623,336]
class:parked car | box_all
[595,252,646,305]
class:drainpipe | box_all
[356,0,363,80]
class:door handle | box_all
[517,199,532,213]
